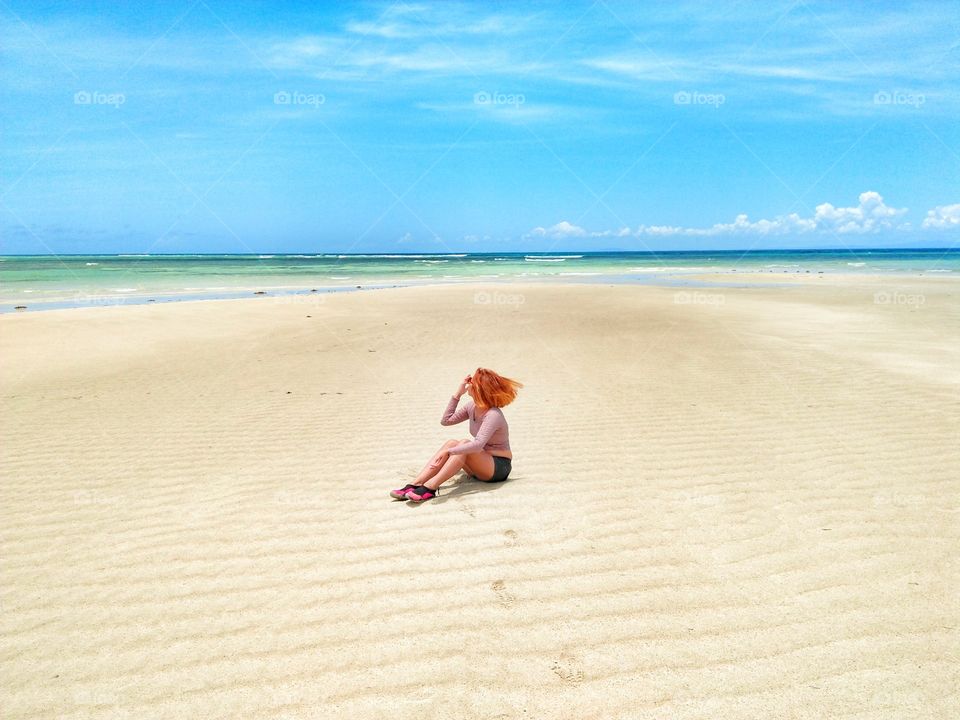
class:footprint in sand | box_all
[457,500,476,518]
[490,579,516,607]
[551,652,585,686]
[503,529,519,547]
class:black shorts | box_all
[490,455,512,482]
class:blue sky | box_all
[1,0,958,254]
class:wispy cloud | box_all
[415,98,584,124]
[1,2,957,253]
[528,192,916,239]
[4,2,957,117]
[344,4,529,40]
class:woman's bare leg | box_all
[411,439,460,485]
[421,452,468,491]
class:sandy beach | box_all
[2,277,958,719]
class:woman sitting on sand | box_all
[391,368,522,503]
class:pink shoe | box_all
[390,483,417,500]
[405,485,439,502]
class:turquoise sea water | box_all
[1,249,957,312]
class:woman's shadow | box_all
[406,471,521,506]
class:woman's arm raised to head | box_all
[447,410,501,455]
[441,395,470,426]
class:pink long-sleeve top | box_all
[441,395,511,456]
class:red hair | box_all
[470,367,523,409]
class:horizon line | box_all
[2,247,958,258]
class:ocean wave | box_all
[329,276,351,280]
[525,255,583,259]
[627,266,710,272]
[337,254,466,259]
[414,259,448,263]
[85,262,99,266]
[847,262,866,267]
[524,257,567,262]
[558,272,602,276]
[112,288,138,292]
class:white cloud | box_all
[527,221,588,239]
[637,211,817,237]
[921,203,960,229]
[588,227,633,238]
[812,191,907,234]
[528,192,910,239]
